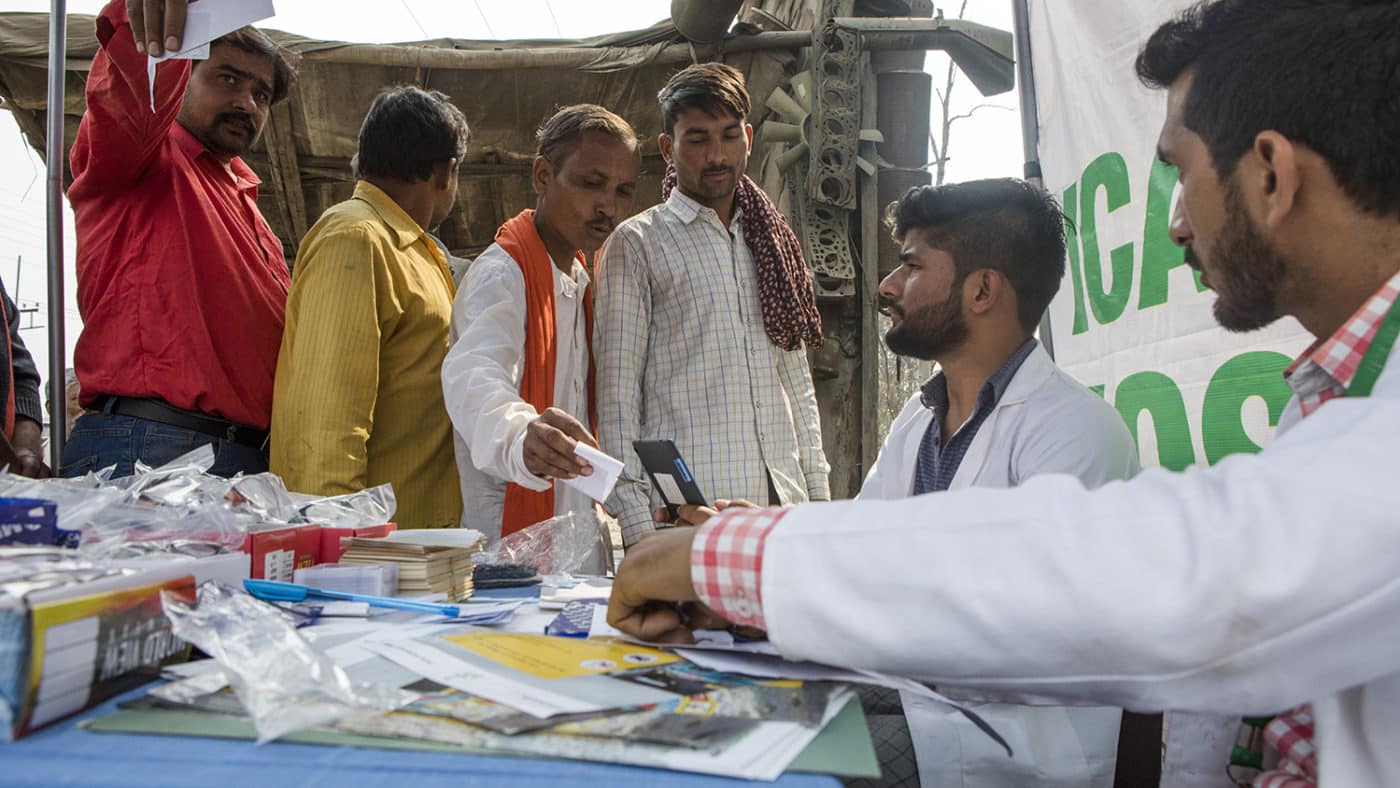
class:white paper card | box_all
[653,472,685,504]
[559,443,623,504]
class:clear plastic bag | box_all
[79,503,248,561]
[0,471,127,538]
[161,582,414,743]
[292,483,397,529]
[225,473,299,523]
[477,511,606,579]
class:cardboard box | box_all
[110,551,251,588]
[318,522,397,564]
[241,524,321,582]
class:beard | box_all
[1204,182,1291,332]
[180,109,260,159]
[680,165,738,202]
[883,284,968,360]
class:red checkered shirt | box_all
[1256,706,1317,788]
[690,506,789,629]
[1282,272,1400,417]
[1254,271,1400,788]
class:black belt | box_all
[96,396,269,451]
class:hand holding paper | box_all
[523,407,598,479]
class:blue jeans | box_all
[61,412,268,479]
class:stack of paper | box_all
[336,538,480,602]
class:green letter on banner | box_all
[1202,351,1293,464]
[1138,159,1204,309]
[1062,182,1089,335]
[1080,152,1134,326]
[1115,371,1194,471]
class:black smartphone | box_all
[632,439,710,520]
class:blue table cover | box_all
[1,685,840,787]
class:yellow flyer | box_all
[443,633,679,679]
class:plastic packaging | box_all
[161,582,414,743]
[79,503,247,561]
[476,511,605,579]
[292,483,397,529]
[0,472,127,539]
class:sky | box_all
[0,0,1023,425]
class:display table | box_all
[1,585,846,787]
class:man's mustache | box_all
[702,166,732,177]
[215,112,256,134]
[1184,246,1200,269]
[878,297,903,318]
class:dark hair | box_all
[536,104,639,167]
[657,62,751,136]
[356,86,470,183]
[1136,0,1400,217]
[886,178,1067,334]
[210,26,299,104]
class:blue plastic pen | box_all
[243,578,461,617]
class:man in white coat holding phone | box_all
[608,1,1400,785]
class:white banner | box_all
[1028,1,1312,469]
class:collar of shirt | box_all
[170,122,261,192]
[664,188,743,231]
[351,180,442,259]
[557,258,590,299]
[919,336,1039,421]
[1283,271,1400,413]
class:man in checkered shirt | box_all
[593,63,830,549]
[608,2,1400,786]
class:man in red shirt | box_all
[62,0,299,478]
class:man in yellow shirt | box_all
[271,86,467,529]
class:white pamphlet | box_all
[146,0,277,110]
[559,443,623,503]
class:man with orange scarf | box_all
[442,105,639,569]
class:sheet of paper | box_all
[586,603,734,644]
[386,528,486,548]
[673,647,1012,756]
[538,579,612,610]
[146,0,277,109]
[360,636,608,718]
[559,443,623,503]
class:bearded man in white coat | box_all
[608,1,1400,786]
[854,179,1138,788]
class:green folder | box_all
[81,693,880,779]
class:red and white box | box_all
[242,524,321,581]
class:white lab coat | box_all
[762,343,1400,788]
[857,343,1140,787]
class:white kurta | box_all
[857,344,1140,787]
[441,242,604,572]
[761,344,1400,788]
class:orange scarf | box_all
[495,210,598,537]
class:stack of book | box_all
[336,536,482,601]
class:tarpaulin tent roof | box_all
[0,8,806,260]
